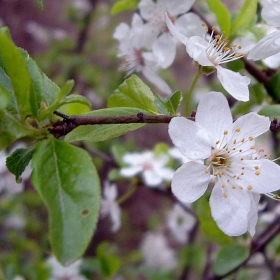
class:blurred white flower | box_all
[248,0,280,61]
[100,181,121,232]
[4,214,25,230]
[113,13,172,95]
[140,231,177,270]
[167,203,196,243]
[168,91,280,236]
[169,147,190,164]
[46,256,87,280]
[120,150,174,187]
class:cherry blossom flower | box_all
[167,203,196,243]
[168,91,280,236]
[248,0,280,61]
[100,181,121,232]
[114,13,172,95]
[46,256,87,280]
[138,0,204,68]
[140,231,177,270]
[120,150,174,187]
[166,16,250,101]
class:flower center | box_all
[203,25,246,66]
[119,48,145,75]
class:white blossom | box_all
[100,181,121,232]
[248,0,280,61]
[168,91,280,236]
[120,150,174,187]
[166,16,250,101]
[46,256,87,280]
[140,231,177,270]
[114,13,172,95]
[167,203,196,243]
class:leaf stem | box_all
[117,183,138,205]
[185,68,202,116]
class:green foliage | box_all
[205,0,231,35]
[195,196,233,245]
[108,75,159,114]
[65,107,148,143]
[258,104,280,119]
[111,0,139,14]
[214,243,249,275]
[265,71,280,102]
[6,146,35,182]
[36,0,43,9]
[231,0,258,33]
[31,138,101,265]
[0,84,10,110]
[155,91,182,115]
[0,32,32,118]
[97,242,121,277]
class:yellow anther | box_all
[233,139,237,144]
[214,172,219,176]
[205,169,209,173]
[250,146,255,150]
[236,128,241,132]
[254,166,259,170]
[223,130,228,135]
[241,172,244,175]
[255,171,260,176]
[216,140,220,145]
[259,148,264,152]
[239,186,243,190]
[202,22,206,26]
[232,185,236,189]
[242,167,245,170]
[223,193,228,198]
[241,138,245,142]
[239,149,242,152]
[241,158,244,161]
[249,136,254,141]
[222,183,225,188]
[247,185,253,190]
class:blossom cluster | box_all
[113,0,280,237]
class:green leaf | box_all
[58,94,91,109]
[37,0,43,9]
[155,91,182,115]
[265,71,280,102]
[214,243,249,275]
[195,196,233,245]
[6,146,35,182]
[0,32,31,118]
[19,49,61,119]
[38,80,74,120]
[65,107,148,143]
[111,0,139,14]
[258,105,280,119]
[205,0,231,35]
[0,110,32,150]
[0,84,10,110]
[231,0,258,33]
[97,242,121,277]
[108,75,159,114]
[31,138,101,265]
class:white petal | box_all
[174,13,205,39]
[113,23,130,41]
[247,31,280,60]
[196,91,232,146]
[155,167,174,181]
[168,117,211,160]
[165,0,195,16]
[109,203,121,232]
[138,0,156,20]
[103,181,118,201]
[216,66,250,101]
[171,162,210,203]
[120,166,143,177]
[262,0,280,26]
[239,159,280,193]
[166,14,188,45]
[186,36,212,66]
[152,33,176,68]
[230,112,270,140]
[263,51,280,68]
[143,170,163,186]
[142,67,172,96]
[210,183,251,236]
[247,193,260,236]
